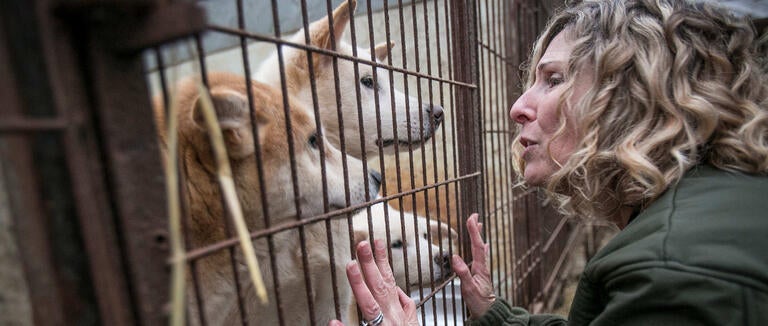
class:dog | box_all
[255,0,444,159]
[154,72,379,325]
[348,202,457,322]
[353,202,457,291]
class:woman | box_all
[332,0,768,325]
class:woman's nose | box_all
[509,91,536,124]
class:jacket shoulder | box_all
[586,166,768,291]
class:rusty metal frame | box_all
[0,0,204,324]
[1,0,583,324]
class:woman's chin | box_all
[523,166,548,186]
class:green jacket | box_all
[468,165,768,325]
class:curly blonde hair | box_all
[514,0,768,220]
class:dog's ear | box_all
[428,220,459,247]
[193,88,258,159]
[374,41,395,62]
[306,0,356,68]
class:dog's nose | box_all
[369,170,382,194]
[434,253,451,271]
[427,104,444,125]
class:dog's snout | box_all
[434,253,452,271]
[369,170,382,194]
[428,104,444,125]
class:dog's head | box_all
[157,72,381,232]
[353,203,458,290]
[257,0,444,159]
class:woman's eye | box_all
[308,132,319,149]
[547,75,564,88]
[391,240,403,248]
[360,76,375,89]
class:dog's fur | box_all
[154,72,378,325]
[256,0,444,159]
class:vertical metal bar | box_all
[321,3,356,307]
[193,35,251,326]
[267,1,295,323]
[406,4,428,321]
[493,0,510,302]
[233,0,281,323]
[441,0,466,320]
[431,1,458,323]
[153,46,209,326]
[419,1,443,323]
[449,0,484,260]
[379,0,401,272]
[84,25,170,326]
[396,0,415,295]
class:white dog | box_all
[353,202,457,290]
[256,0,444,159]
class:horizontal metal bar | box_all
[483,130,513,134]
[514,241,540,268]
[516,256,542,286]
[0,118,69,133]
[206,24,478,90]
[180,172,482,263]
[414,274,459,309]
[479,42,515,65]
[513,188,536,201]
[541,221,584,296]
[541,216,571,253]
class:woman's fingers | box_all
[451,254,473,284]
[466,214,488,273]
[356,241,397,311]
[346,260,382,322]
[328,320,344,326]
[373,239,397,287]
[397,287,415,314]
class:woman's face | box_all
[509,31,591,186]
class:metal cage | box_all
[0,0,579,325]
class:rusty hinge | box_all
[55,0,206,52]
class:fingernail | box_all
[357,240,369,249]
[347,261,360,275]
[358,242,372,259]
[452,255,462,265]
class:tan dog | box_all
[256,0,444,159]
[154,72,379,325]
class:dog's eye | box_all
[422,233,428,240]
[308,132,319,149]
[360,76,376,89]
[390,240,403,248]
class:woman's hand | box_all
[329,239,419,326]
[452,213,496,318]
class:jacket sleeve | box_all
[465,299,567,326]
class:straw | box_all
[194,82,269,304]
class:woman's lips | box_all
[522,143,538,159]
